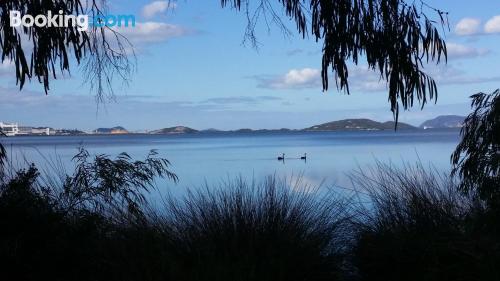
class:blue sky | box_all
[1,0,500,131]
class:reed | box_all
[349,161,499,281]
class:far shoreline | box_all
[2,127,462,138]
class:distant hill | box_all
[94,126,128,134]
[150,126,198,134]
[304,119,416,131]
[420,115,465,129]
[230,128,293,133]
[201,128,222,133]
[233,128,254,133]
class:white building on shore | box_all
[1,122,53,136]
[0,122,19,136]
[31,128,52,135]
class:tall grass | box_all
[0,161,353,281]
[1,155,499,280]
[156,176,353,281]
[349,161,499,281]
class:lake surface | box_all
[2,130,460,194]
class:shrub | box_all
[0,164,109,281]
[452,89,500,209]
[0,148,178,281]
[349,161,499,281]
[154,176,353,281]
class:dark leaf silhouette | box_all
[221,0,448,124]
[62,147,178,216]
[452,89,500,207]
[0,0,134,100]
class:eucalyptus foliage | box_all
[62,147,178,215]
[221,0,448,123]
[452,89,500,206]
[0,0,133,100]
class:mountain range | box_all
[5,115,464,137]
[419,115,465,129]
[150,126,198,134]
[73,115,468,136]
[304,119,416,131]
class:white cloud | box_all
[255,62,499,93]
[255,67,386,92]
[454,15,500,36]
[256,68,321,89]
[114,21,189,45]
[283,68,320,87]
[454,18,481,35]
[141,1,176,19]
[446,43,490,59]
[484,15,500,33]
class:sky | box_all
[1,0,500,131]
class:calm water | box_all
[2,130,460,193]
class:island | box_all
[150,126,199,135]
[420,115,465,129]
[304,119,416,131]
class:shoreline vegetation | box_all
[0,155,498,281]
[2,115,464,136]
